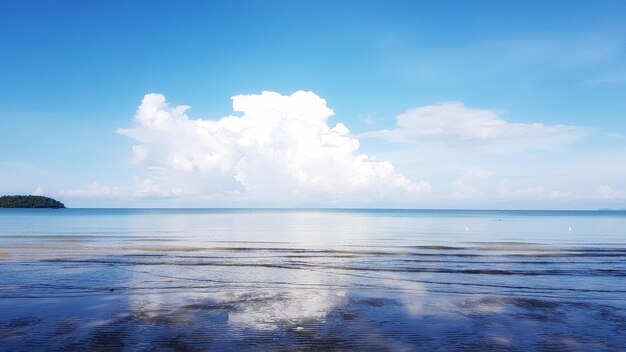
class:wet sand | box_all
[2,241,625,351]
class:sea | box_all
[1,208,625,351]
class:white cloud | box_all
[362,102,577,148]
[31,186,45,196]
[130,145,150,165]
[595,185,625,199]
[497,181,570,200]
[451,167,494,200]
[117,91,430,204]
[59,182,121,197]
[132,177,185,199]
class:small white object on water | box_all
[568,226,572,231]
[465,226,470,231]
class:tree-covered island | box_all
[0,195,65,208]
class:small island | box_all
[0,195,65,209]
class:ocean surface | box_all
[1,208,625,351]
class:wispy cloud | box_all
[59,182,121,197]
[485,34,625,68]
[497,181,571,201]
[451,167,494,200]
[595,185,625,199]
[130,145,150,165]
[132,177,185,199]
[31,186,45,196]
[362,102,578,149]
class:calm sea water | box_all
[1,209,625,351]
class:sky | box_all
[1,0,626,209]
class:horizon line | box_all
[7,207,625,212]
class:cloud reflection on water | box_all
[2,209,626,350]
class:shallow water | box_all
[1,209,625,351]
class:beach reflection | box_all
[2,209,626,350]
[125,257,349,331]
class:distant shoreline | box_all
[0,195,65,209]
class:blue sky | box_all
[1,1,625,208]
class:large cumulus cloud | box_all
[117,91,430,204]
